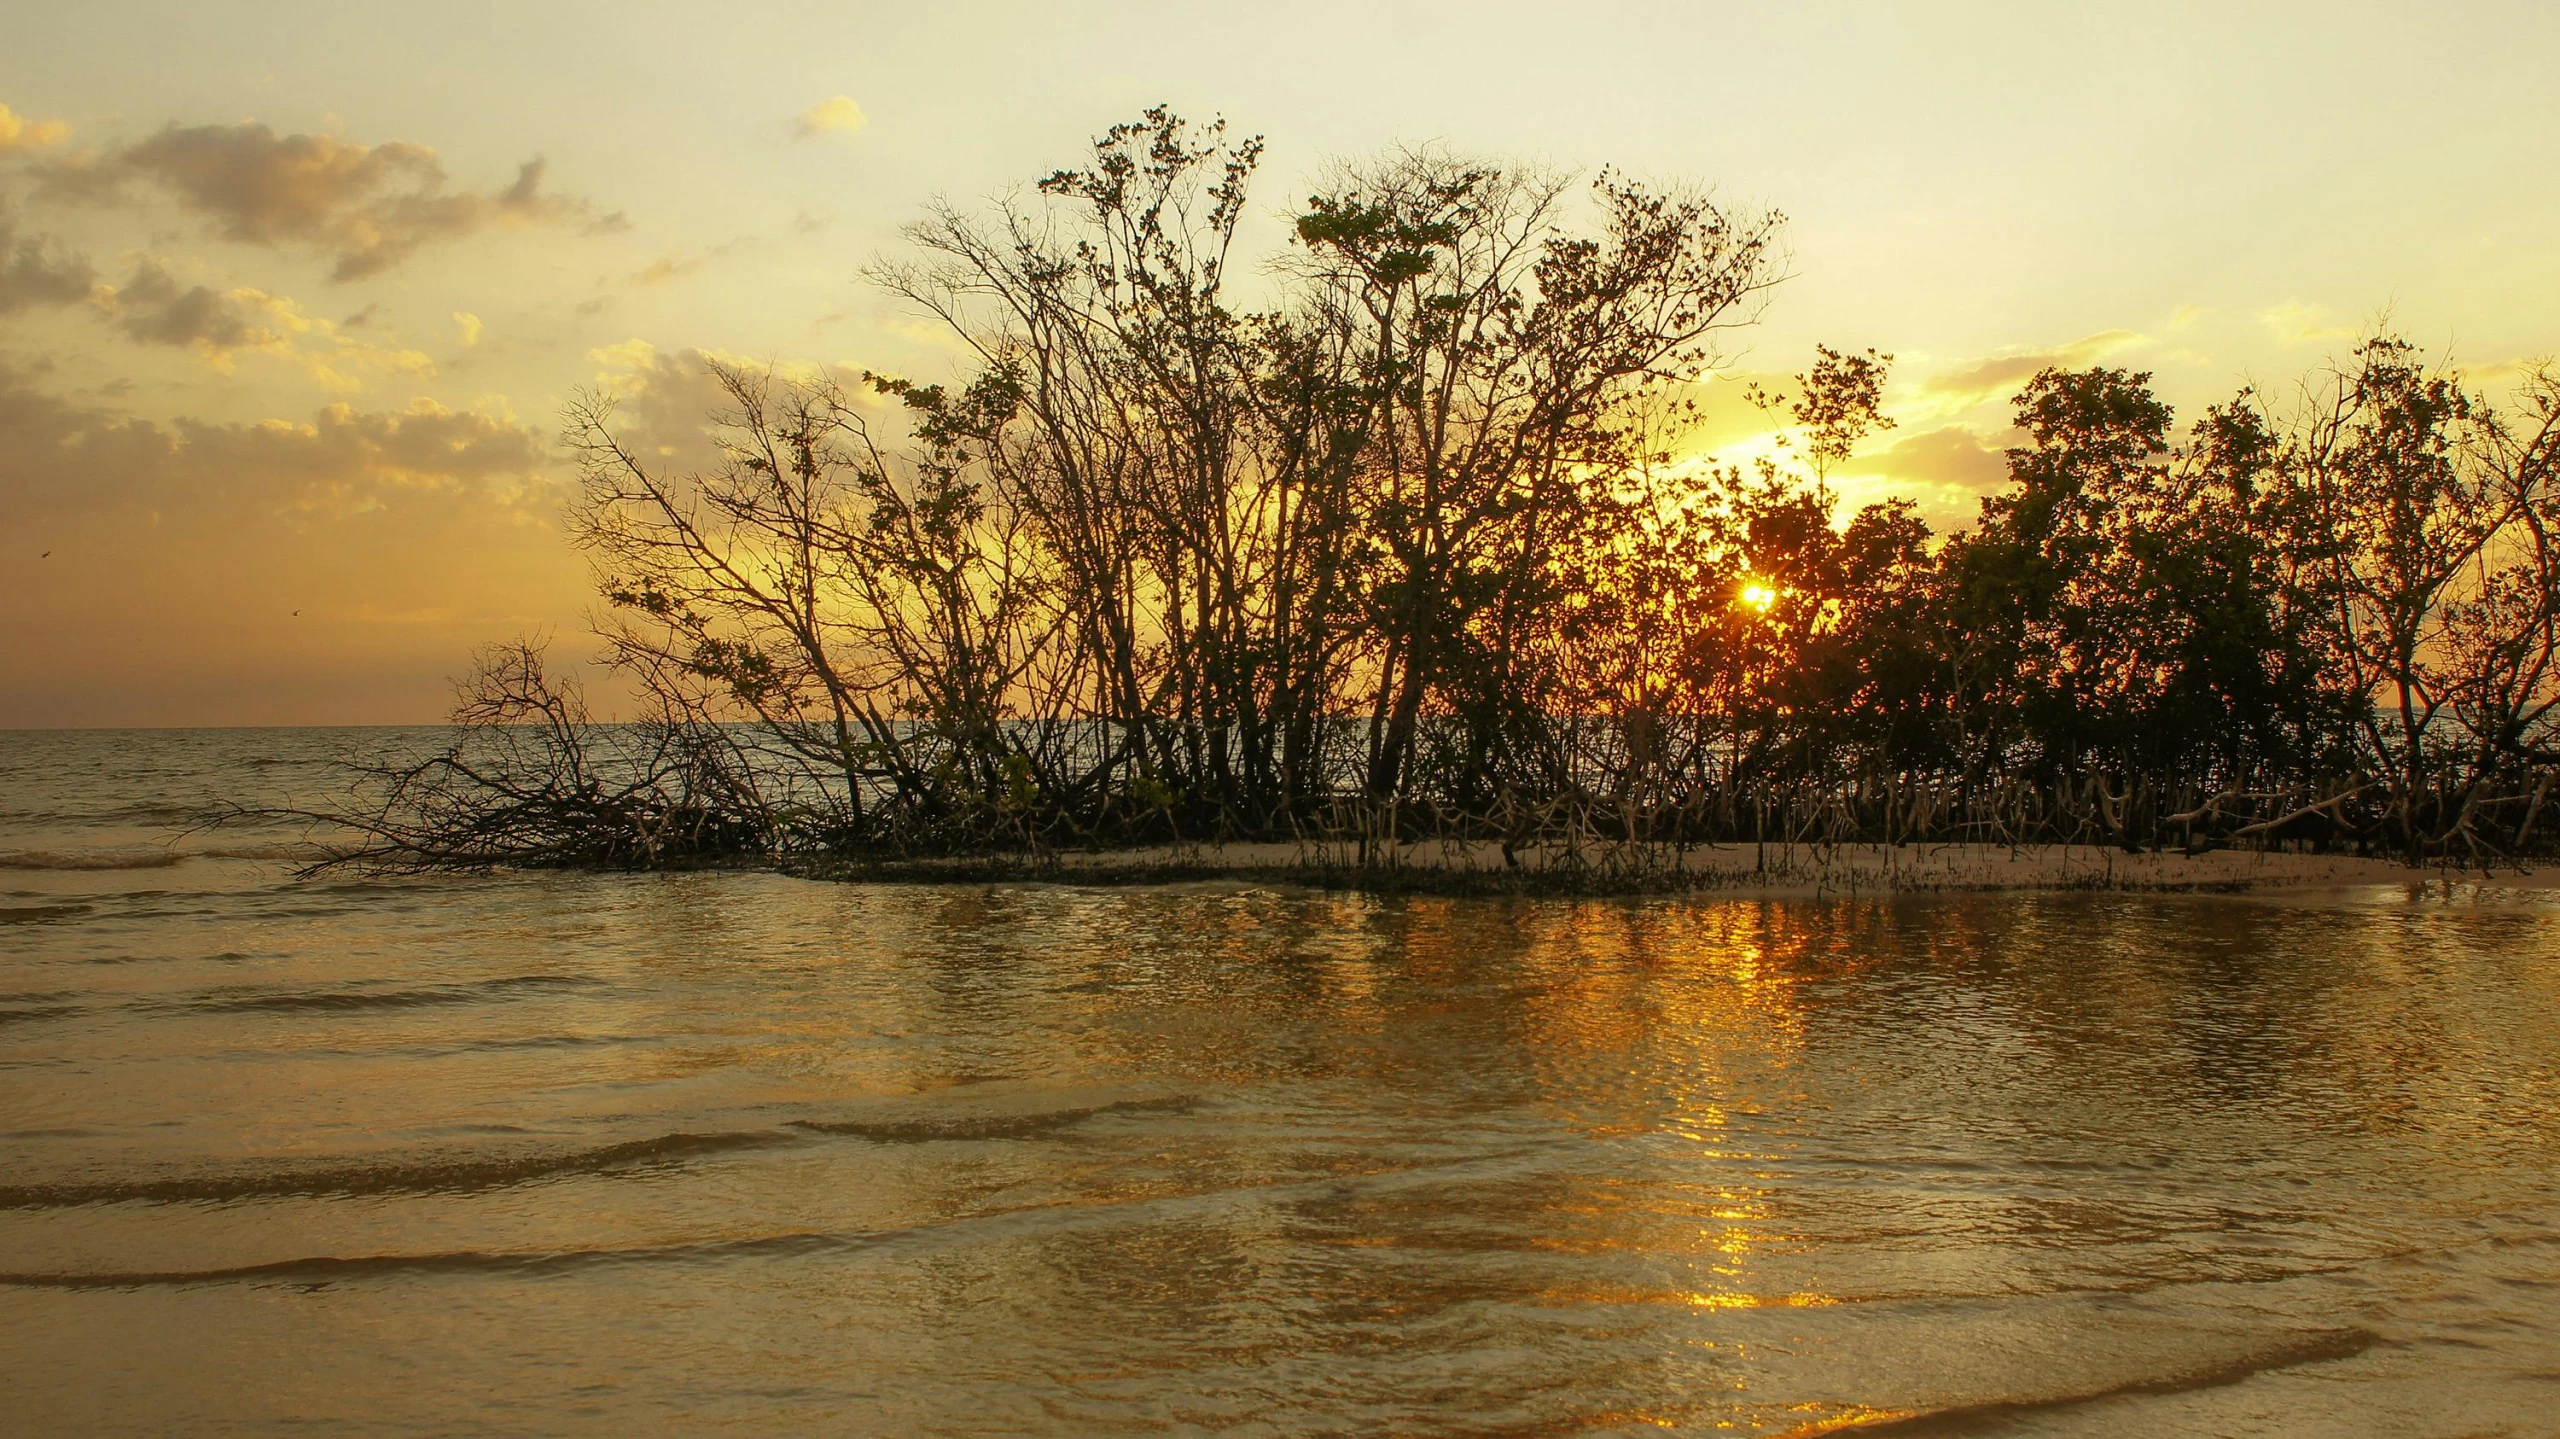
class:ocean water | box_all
[2,727,2556,1435]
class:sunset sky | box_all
[4,0,2555,727]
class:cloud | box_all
[453,311,482,347]
[1838,424,2010,491]
[631,254,698,287]
[0,211,95,312]
[38,121,603,280]
[587,336,660,373]
[2258,300,2357,346]
[105,257,289,354]
[584,339,770,469]
[0,357,93,461]
[94,258,434,387]
[577,343,902,474]
[1828,423,2017,533]
[0,102,68,152]
[623,237,747,289]
[0,359,549,521]
[0,360,583,728]
[251,398,551,513]
[793,96,868,140]
[1916,330,2148,410]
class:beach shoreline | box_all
[789,840,2560,899]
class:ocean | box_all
[3,727,2555,1434]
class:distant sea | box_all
[4,727,2557,1433]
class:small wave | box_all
[416,1032,632,1056]
[1788,1328,2382,1436]
[0,849,182,871]
[0,1231,856,1290]
[0,1129,802,1209]
[0,803,201,826]
[0,1147,1495,1289]
[0,904,92,924]
[0,1096,1196,1210]
[172,973,603,1015]
[189,843,331,863]
[0,1003,82,1026]
[114,802,205,822]
[76,949,255,966]
[790,1094,1195,1143]
[251,1032,637,1061]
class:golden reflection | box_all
[1683,1291,1838,1310]
[1505,901,1867,1315]
[1778,1405,1923,1436]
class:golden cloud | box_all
[94,260,434,388]
[1915,330,2148,411]
[583,341,790,467]
[2257,300,2357,346]
[794,96,869,140]
[1824,424,2015,534]
[586,336,659,375]
[1837,423,2009,489]
[0,362,548,523]
[103,258,298,358]
[0,101,68,152]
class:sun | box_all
[1739,581,1778,613]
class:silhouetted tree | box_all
[323,107,2560,876]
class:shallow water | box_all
[3,728,2557,1435]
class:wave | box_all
[171,973,604,1015]
[190,843,331,862]
[219,1033,635,1063]
[404,1032,634,1057]
[0,1129,803,1209]
[0,843,325,872]
[77,949,257,967]
[0,1095,1196,1210]
[790,1094,1196,1143]
[0,1231,858,1290]
[1786,1328,2381,1436]
[0,1142,1477,1290]
[0,802,202,826]
[0,849,182,871]
[0,904,92,924]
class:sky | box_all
[3,0,2556,727]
